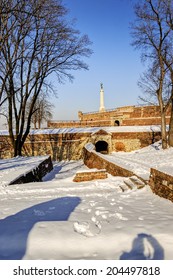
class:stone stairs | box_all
[120,176,146,192]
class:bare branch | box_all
[0,0,92,156]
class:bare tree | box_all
[138,61,172,149]
[0,0,92,156]
[131,0,173,149]
[0,0,40,106]
[138,63,171,105]
[29,92,54,129]
[160,0,173,146]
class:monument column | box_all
[99,83,105,112]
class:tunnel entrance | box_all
[115,120,120,126]
[95,140,108,154]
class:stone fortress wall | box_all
[0,84,170,161]
[1,82,172,203]
[48,105,171,128]
[0,127,162,160]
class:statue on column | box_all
[99,83,105,112]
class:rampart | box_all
[48,105,171,128]
[0,127,162,160]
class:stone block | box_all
[73,169,107,182]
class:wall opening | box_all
[95,141,108,154]
[115,120,120,126]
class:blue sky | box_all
[51,0,144,121]
[0,0,144,128]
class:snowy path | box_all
[101,141,173,180]
[0,160,173,260]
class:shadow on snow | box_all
[0,196,81,260]
[120,233,164,260]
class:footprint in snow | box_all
[73,222,94,237]
[110,202,116,205]
[34,210,45,216]
[95,210,109,216]
[91,216,102,229]
[90,202,96,207]
[116,212,128,221]
[49,207,55,210]
[73,220,101,237]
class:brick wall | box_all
[111,131,161,151]
[83,145,134,177]
[0,130,162,160]
[122,117,170,126]
[149,168,173,202]
[48,105,171,128]
[48,119,111,128]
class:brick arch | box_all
[90,129,112,154]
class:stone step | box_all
[123,178,137,190]
[122,176,146,192]
[130,176,146,189]
[119,183,131,192]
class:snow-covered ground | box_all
[101,141,173,180]
[0,146,173,260]
[0,156,50,186]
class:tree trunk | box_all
[157,85,168,149]
[14,136,23,157]
[161,111,168,149]
[168,97,173,146]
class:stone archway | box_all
[90,129,112,154]
[115,120,120,126]
[95,140,108,154]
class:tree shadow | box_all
[43,164,62,181]
[48,134,59,161]
[0,196,81,260]
[120,233,164,260]
[0,157,37,172]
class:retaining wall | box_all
[149,168,173,203]
[9,156,53,185]
[83,144,134,178]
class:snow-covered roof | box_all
[0,125,162,136]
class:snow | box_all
[85,143,95,152]
[0,125,163,136]
[76,168,106,174]
[0,147,173,260]
[97,141,173,179]
[0,156,49,186]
